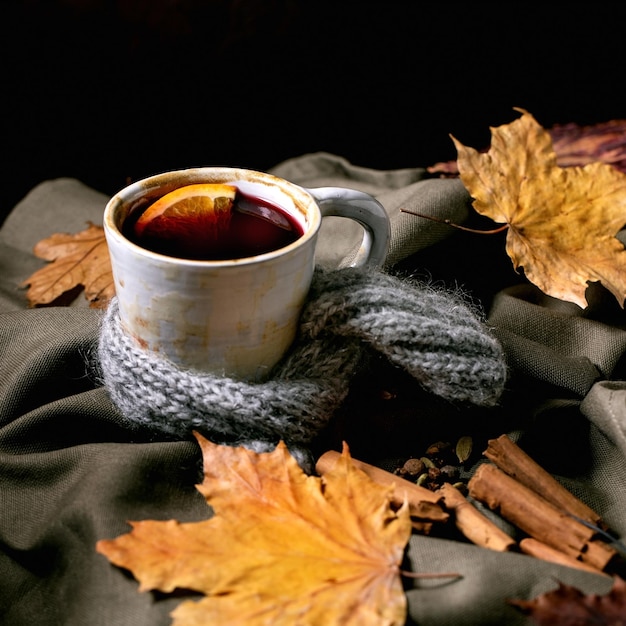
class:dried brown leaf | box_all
[509,576,626,625]
[21,223,114,308]
[428,118,626,176]
[548,119,626,173]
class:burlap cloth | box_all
[1,152,625,625]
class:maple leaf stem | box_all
[400,570,462,580]
[400,209,509,235]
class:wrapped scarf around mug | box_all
[97,267,507,466]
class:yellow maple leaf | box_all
[96,435,412,626]
[452,108,626,308]
[21,222,114,308]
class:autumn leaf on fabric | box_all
[509,576,626,625]
[452,109,626,309]
[96,435,412,626]
[22,223,114,308]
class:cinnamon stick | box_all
[316,450,449,523]
[484,434,604,529]
[468,463,617,571]
[438,482,516,552]
[519,538,609,577]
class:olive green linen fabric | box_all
[1,153,625,625]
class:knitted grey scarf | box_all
[98,267,507,455]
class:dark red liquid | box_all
[124,190,304,260]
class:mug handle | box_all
[307,187,391,268]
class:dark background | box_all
[3,1,625,224]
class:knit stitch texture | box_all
[98,267,507,449]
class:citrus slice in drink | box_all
[133,183,237,258]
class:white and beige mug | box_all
[103,167,390,380]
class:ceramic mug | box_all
[103,167,390,380]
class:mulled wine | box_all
[124,189,304,260]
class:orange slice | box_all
[134,183,237,237]
[133,183,237,258]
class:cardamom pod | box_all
[455,436,473,464]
